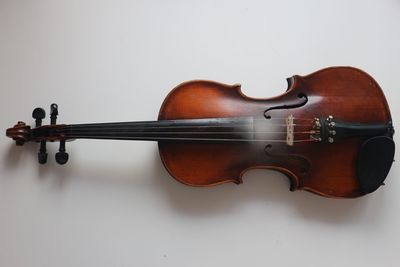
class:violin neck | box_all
[64,117,255,142]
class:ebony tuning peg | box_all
[32,107,48,164]
[32,107,46,127]
[31,103,69,165]
[50,103,58,125]
[55,140,68,165]
[51,103,69,165]
[38,141,48,164]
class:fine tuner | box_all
[6,67,396,198]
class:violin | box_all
[6,66,395,198]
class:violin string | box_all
[68,124,312,130]
[65,135,316,143]
[66,131,316,134]
[68,118,314,126]
[65,116,317,142]
[254,118,314,121]
[67,117,314,129]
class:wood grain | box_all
[158,67,392,198]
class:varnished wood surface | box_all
[158,66,392,198]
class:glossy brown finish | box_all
[6,121,30,145]
[158,67,392,198]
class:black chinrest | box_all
[357,136,395,194]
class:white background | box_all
[0,1,399,266]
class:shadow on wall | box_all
[3,142,385,224]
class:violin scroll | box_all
[6,121,31,146]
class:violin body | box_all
[6,66,395,198]
[158,67,393,197]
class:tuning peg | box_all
[50,103,58,125]
[55,140,68,165]
[38,141,48,164]
[32,108,46,127]
[32,107,48,163]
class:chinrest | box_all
[357,136,395,194]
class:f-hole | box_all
[264,93,308,119]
